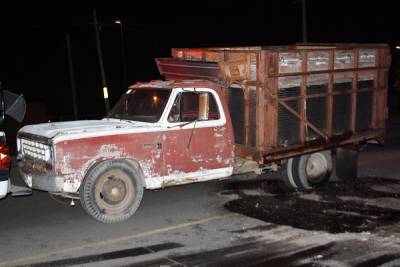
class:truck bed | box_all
[156,44,391,163]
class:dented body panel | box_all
[17,80,235,194]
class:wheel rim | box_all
[305,153,328,183]
[94,169,135,214]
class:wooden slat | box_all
[327,50,334,136]
[243,86,250,146]
[300,50,307,143]
[351,48,359,132]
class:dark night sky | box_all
[0,1,399,121]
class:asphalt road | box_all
[1,119,400,266]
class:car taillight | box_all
[0,144,10,171]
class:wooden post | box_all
[351,48,359,132]
[326,49,334,136]
[300,50,307,143]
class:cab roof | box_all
[129,79,220,90]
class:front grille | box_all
[19,138,51,161]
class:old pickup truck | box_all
[17,44,390,223]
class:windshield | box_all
[106,88,172,123]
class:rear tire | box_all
[282,150,332,191]
[80,160,143,223]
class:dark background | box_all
[0,1,399,122]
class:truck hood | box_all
[18,119,159,143]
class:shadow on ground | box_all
[223,177,400,233]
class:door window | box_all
[168,92,220,123]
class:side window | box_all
[168,92,220,123]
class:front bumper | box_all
[18,161,64,193]
[0,179,9,199]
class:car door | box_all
[161,88,232,178]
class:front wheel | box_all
[282,150,332,191]
[80,160,144,223]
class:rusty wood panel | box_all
[264,78,278,149]
[307,50,329,71]
[335,49,355,70]
[278,51,302,73]
[274,91,371,100]
[327,50,334,136]
[263,129,385,163]
[235,144,263,163]
[266,66,388,77]
[255,52,263,148]
[156,58,221,82]
[374,70,388,129]
[258,51,266,84]
[256,86,265,150]
[300,50,307,144]
[351,49,359,132]
[243,86,250,146]
[267,52,278,77]
[372,69,380,129]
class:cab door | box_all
[161,88,232,177]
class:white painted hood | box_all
[18,119,158,143]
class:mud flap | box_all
[336,147,358,180]
[10,184,32,197]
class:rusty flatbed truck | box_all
[17,44,390,223]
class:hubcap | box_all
[306,153,328,182]
[102,176,127,205]
[94,169,134,214]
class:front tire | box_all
[80,160,143,223]
[282,150,332,191]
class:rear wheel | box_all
[80,160,143,223]
[282,150,332,191]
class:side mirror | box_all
[3,90,26,123]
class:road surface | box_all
[1,119,400,266]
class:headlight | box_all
[19,138,53,163]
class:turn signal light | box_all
[0,144,10,171]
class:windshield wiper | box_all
[167,120,197,129]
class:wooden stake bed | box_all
[156,44,391,163]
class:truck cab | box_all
[17,80,234,222]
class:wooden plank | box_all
[243,86,250,146]
[300,50,307,143]
[327,50,334,136]
[256,85,265,150]
[255,52,266,150]
[351,48,359,132]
